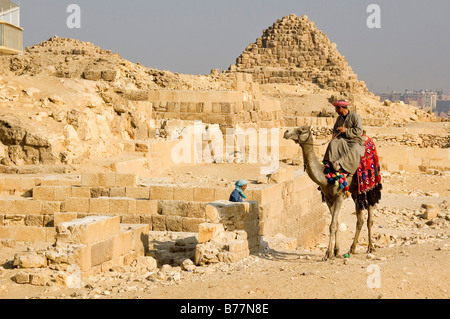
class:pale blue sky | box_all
[18,0,450,93]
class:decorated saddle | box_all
[355,136,382,209]
[322,136,382,209]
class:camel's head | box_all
[283,126,312,145]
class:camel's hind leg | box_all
[367,205,376,253]
[350,206,364,255]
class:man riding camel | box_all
[324,100,366,174]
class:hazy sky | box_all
[17,0,450,93]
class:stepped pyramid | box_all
[230,14,369,94]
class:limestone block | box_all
[198,223,225,243]
[13,252,47,269]
[193,187,216,202]
[69,244,91,272]
[152,215,166,231]
[24,215,44,227]
[110,198,136,215]
[30,273,50,286]
[41,201,62,215]
[89,197,110,214]
[54,186,72,201]
[3,214,25,226]
[121,215,140,224]
[4,176,22,191]
[90,237,114,267]
[20,177,38,191]
[136,199,158,215]
[14,199,42,215]
[125,187,150,199]
[203,102,213,113]
[228,240,250,259]
[182,217,204,232]
[122,223,149,254]
[158,200,188,217]
[150,186,174,200]
[54,212,78,226]
[115,230,133,258]
[81,173,99,187]
[0,226,51,241]
[110,187,126,198]
[33,186,55,201]
[0,199,15,214]
[56,216,120,245]
[423,207,439,220]
[166,216,183,232]
[140,215,153,229]
[186,202,206,219]
[65,197,90,213]
[173,188,194,201]
[115,173,138,187]
[213,188,231,201]
[98,173,116,187]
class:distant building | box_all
[0,0,22,55]
[436,95,450,117]
[376,89,438,113]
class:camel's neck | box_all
[299,135,327,188]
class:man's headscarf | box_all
[333,100,349,108]
[235,179,247,199]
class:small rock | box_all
[30,273,50,286]
[14,271,31,284]
[180,259,196,272]
[134,256,158,270]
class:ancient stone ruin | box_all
[230,14,369,94]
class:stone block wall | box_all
[377,146,450,172]
[10,216,149,280]
[0,169,326,252]
[255,170,327,247]
[149,73,284,129]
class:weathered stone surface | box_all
[13,252,47,269]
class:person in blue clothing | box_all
[229,179,248,202]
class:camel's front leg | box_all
[324,197,343,261]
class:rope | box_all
[304,131,342,147]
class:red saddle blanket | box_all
[357,136,382,194]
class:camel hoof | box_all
[323,251,334,261]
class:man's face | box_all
[334,105,344,116]
[241,184,247,191]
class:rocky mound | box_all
[2,36,234,92]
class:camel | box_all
[284,125,380,260]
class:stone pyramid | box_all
[230,14,369,94]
